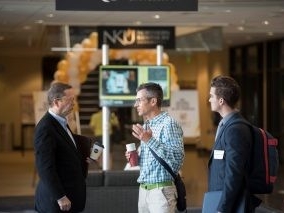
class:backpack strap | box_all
[221,118,254,190]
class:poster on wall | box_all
[33,91,48,125]
[164,90,200,140]
[20,94,35,124]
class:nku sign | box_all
[97,26,175,49]
[56,0,198,12]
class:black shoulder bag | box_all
[149,148,187,212]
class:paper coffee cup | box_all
[126,143,136,152]
[90,142,104,160]
[126,143,138,167]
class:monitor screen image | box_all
[99,65,170,107]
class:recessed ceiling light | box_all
[47,13,54,18]
[154,14,160,19]
[237,26,244,31]
[35,20,44,24]
[262,20,269,25]
[267,32,274,36]
[225,9,231,13]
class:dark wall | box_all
[41,55,61,90]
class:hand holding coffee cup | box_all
[90,142,104,160]
[126,143,138,167]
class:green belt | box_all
[140,181,173,190]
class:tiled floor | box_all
[0,144,283,211]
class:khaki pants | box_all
[138,185,177,213]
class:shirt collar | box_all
[146,111,167,125]
[221,111,237,125]
[48,109,67,128]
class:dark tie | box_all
[66,124,77,148]
[215,121,224,140]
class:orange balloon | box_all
[108,49,117,59]
[57,60,69,71]
[80,52,92,63]
[89,32,98,48]
[79,64,89,75]
[147,52,156,63]
[79,74,87,83]
[82,38,92,50]
[54,70,69,83]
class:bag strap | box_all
[222,118,254,191]
[149,148,177,180]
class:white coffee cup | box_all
[126,143,136,152]
[126,143,138,167]
[90,142,104,160]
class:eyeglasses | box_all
[55,96,75,102]
[134,97,154,105]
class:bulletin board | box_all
[20,93,35,124]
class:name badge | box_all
[214,150,224,159]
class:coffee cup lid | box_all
[94,141,104,148]
[126,143,136,151]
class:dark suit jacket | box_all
[208,112,252,213]
[34,112,91,213]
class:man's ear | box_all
[219,98,224,105]
[53,98,61,107]
[150,97,157,105]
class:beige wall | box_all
[169,50,228,149]
[0,55,42,148]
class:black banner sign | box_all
[97,26,175,49]
[56,0,197,12]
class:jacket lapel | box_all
[48,113,80,154]
[208,113,242,165]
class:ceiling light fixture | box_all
[237,26,244,31]
[154,14,160,19]
[134,21,142,25]
[35,20,44,24]
[47,13,54,18]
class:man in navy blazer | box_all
[34,82,92,212]
[207,76,261,212]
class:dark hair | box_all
[211,75,240,108]
[136,82,163,107]
[47,82,72,106]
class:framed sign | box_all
[164,90,200,138]
[20,94,35,124]
[98,26,175,49]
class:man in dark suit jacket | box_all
[34,82,92,212]
[207,76,261,212]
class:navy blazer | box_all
[34,112,89,213]
[208,112,252,212]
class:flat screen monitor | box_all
[99,65,170,107]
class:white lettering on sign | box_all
[103,30,136,46]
